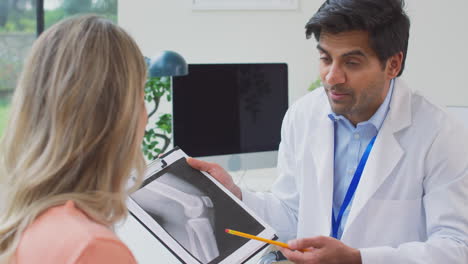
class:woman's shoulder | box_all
[16,201,136,264]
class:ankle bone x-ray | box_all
[131,158,265,264]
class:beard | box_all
[324,84,355,97]
[323,77,388,124]
[324,83,356,116]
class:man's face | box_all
[318,30,393,125]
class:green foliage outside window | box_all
[0,0,37,33]
[45,0,117,29]
[0,97,10,137]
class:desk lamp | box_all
[148,50,188,78]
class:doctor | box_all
[188,0,468,263]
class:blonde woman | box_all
[0,15,148,263]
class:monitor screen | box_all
[172,63,288,161]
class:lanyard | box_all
[331,135,377,239]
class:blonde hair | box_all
[0,15,147,261]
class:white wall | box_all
[119,0,468,107]
[405,0,468,106]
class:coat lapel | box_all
[342,79,412,239]
[314,115,335,234]
[306,97,335,236]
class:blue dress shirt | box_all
[328,79,395,239]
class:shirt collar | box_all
[328,78,395,131]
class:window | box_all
[0,0,117,136]
[0,0,36,135]
[44,0,117,29]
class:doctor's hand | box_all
[279,236,361,264]
[186,157,242,200]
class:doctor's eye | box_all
[320,57,331,64]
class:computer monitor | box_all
[172,63,288,171]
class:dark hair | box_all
[305,0,410,76]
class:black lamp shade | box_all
[148,50,188,77]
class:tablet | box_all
[128,147,277,264]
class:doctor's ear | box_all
[386,52,403,79]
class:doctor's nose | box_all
[324,64,346,86]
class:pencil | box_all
[224,229,309,252]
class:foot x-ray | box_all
[129,148,276,264]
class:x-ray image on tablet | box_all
[128,148,277,264]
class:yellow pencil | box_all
[225,229,309,252]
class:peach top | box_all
[15,201,137,264]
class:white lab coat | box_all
[242,78,468,263]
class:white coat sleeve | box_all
[360,124,468,263]
[241,109,300,242]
